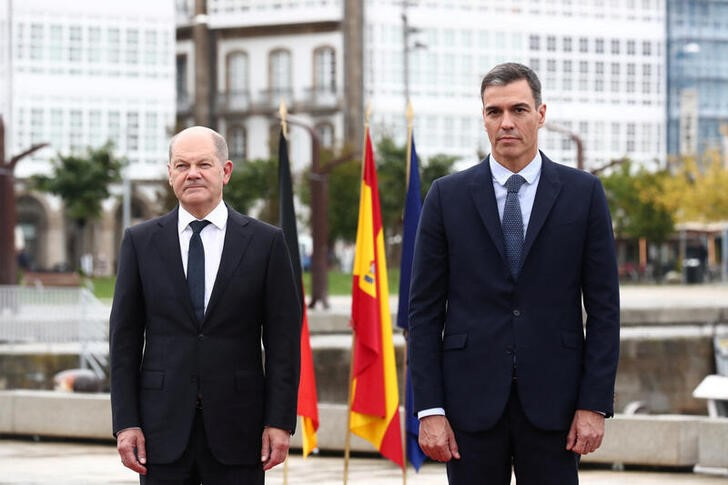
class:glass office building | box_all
[667,0,728,158]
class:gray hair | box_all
[480,62,542,107]
[168,126,229,163]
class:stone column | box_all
[343,0,364,152]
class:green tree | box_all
[224,158,279,224]
[421,153,458,199]
[31,144,123,271]
[301,139,457,257]
[325,157,362,243]
[600,159,674,243]
[659,151,728,223]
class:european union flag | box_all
[397,132,427,471]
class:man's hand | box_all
[566,409,605,455]
[117,428,147,475]
[261,426,290,471]
[418,415,461,462]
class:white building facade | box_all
[365,0,667,171]
[175,0,347,171]
[3,0,176,272]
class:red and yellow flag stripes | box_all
[349,128,404,468]
[298,303,319,457]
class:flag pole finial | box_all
[279,98,288,138]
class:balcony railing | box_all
[215,87,340,115]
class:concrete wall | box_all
[1,390,727,471]
[0,327,718,415]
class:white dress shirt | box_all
[417,153,542,421]
[177,200,228,315]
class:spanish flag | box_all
[349,127,404,468]
[277,129,319,457]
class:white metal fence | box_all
[0,286,110,377]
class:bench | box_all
[693,374,728,418]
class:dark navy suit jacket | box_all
[110,206,301,465]
[408,153,620,432]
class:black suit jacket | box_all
[408,153,620,432]
[110,206,301,465]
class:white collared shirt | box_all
[177,200,228,315]
[490,152,542,236]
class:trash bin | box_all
[684,258,701,284]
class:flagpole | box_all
[283,454,289,485]
[279,98,288,138]
[400,102,415,485]
[405,101,414,192]
[278,97,290,485]
[344,104,371,485]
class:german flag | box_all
[277,128,319,457]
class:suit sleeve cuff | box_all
[418,407,446,420]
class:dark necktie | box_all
[187,220,211,322]
[503,175,526,279]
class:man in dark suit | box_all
[110,126,301,484]
[408,63,620,484]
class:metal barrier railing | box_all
[0,285,110,378]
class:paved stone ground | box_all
[1,439,726,484]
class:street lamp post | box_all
[277,113,355,309]
[544,123,584,171]
[0,116,48,285]
[401,8,426,107]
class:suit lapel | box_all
[203,208,253,321]
[522,153,563,266]
[152,208,198,326]
[469,158,507,265]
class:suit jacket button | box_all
[198,333,205,340]
[513,309,521,317]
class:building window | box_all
[579,37,588,53]
[108,111,121,149]
[269,49,292,101]
[611,39,620,55]
[313,46,336,93]
[88,27,101,63]
[315,122,334,148]
[144,30,157,65]
[627,40,636,55]
[529,34,540,50]
[50,109,63,149]
[228,125,247,161]
[30,109,44,144]
[108,28,120,64]
[176,55,188,101]
[70,110,83,153]
[49,25,63,62]
[562,36,572,52]
[69,26,82,63]
[547,35,556,51]
[30,24,43,60]
[595,38,604,54]
[145,112,158,153]
[626,123,636,152]
[226,51,249,110]
[642,41,652,56]
[127,112,139,152]
[126,28,139,65]
[227,51,249,93]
